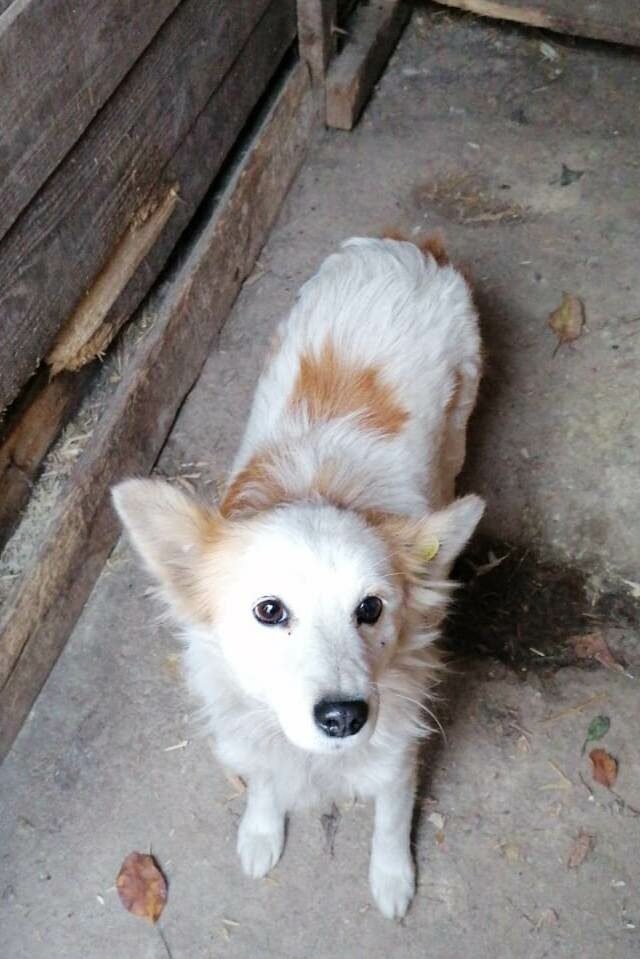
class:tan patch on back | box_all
[290,339,408,435]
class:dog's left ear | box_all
[112,478,227,623]
[410,494,485,577]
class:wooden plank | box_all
[0,0,277,414]
[0,370,89,548]
[46,186,180,375]
[0,0,180,244]
[0,0,295,543]
[0,60,316,762]
[297,0,337,83]
[326,0,410,131]
[56,0,297,378]
[431,0,640,48]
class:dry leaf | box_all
[225,772,247,795]
[498,840,522,864]
[539,41,559,62]
[581,715,610,755]
[589,748,618,788]
[567,830,594,869]
[622,579,640,600]
[571,632,623,672]
[116,852,167,923]
[536,907,559,928]
[427,811,445,830]
[548,293,585,354]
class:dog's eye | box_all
[253,598,289,626]
[355,595,383,626]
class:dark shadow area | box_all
[448,534,640,669]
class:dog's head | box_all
[113,480,483,753]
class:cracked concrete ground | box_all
[1,8,639,958]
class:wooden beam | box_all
[0,0,282,414]
[80,0,297,380]
[0,370,89,548]
[431,0,640,48]
[46,186,180,376]
[0,0,295,544]
[0,59,316,762]
[0,0,180,244]
[297,0,337,83]
[326,0,410,131]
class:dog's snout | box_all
[313,699,369,738]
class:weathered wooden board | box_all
[326,0,410,130]
[57,0,297,379]
[297,0,337,83]
[0,0,180,244]
[0,0,279,414]
[0,370,89,548]
[0,60,316,761]
[432,0,640,48]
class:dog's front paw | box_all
[237,819,284,879]
[369,856,415,920]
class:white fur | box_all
[113,237,484,919]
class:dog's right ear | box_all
[112,478,225,623]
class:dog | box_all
[113,236,483,919]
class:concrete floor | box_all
[2,9,639,958]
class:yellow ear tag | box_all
[421,536,440,563]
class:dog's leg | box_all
[369,765,416,919]
[237,775,286,879]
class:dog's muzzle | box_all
[313,698,369,738]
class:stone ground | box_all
[1,8,639,958]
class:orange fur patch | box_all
[290,339,408,436]
[220,449,288,518]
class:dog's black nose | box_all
[313,699,369,738]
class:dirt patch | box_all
[414,172,527,225]
[448,535,640,669]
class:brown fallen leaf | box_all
[116,852,167,923]
[567,830,594,869]
[548,293,585,355]
[497,839,522,864]
[536,907,559,928]
[570,632,624,673]
[590,748,618,788]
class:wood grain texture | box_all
[325,0,410,130]
[432,0,640,47]
[0,370,88,547]
[0,0,275,414]
[46,186,180,375]
[66,0,297,378]
[297,0,337,83]
[0,60,316,761]
[0,0,180,243]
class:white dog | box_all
[113,236,483,919]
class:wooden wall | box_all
[0,0,306,757]
[0,0,297,415]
